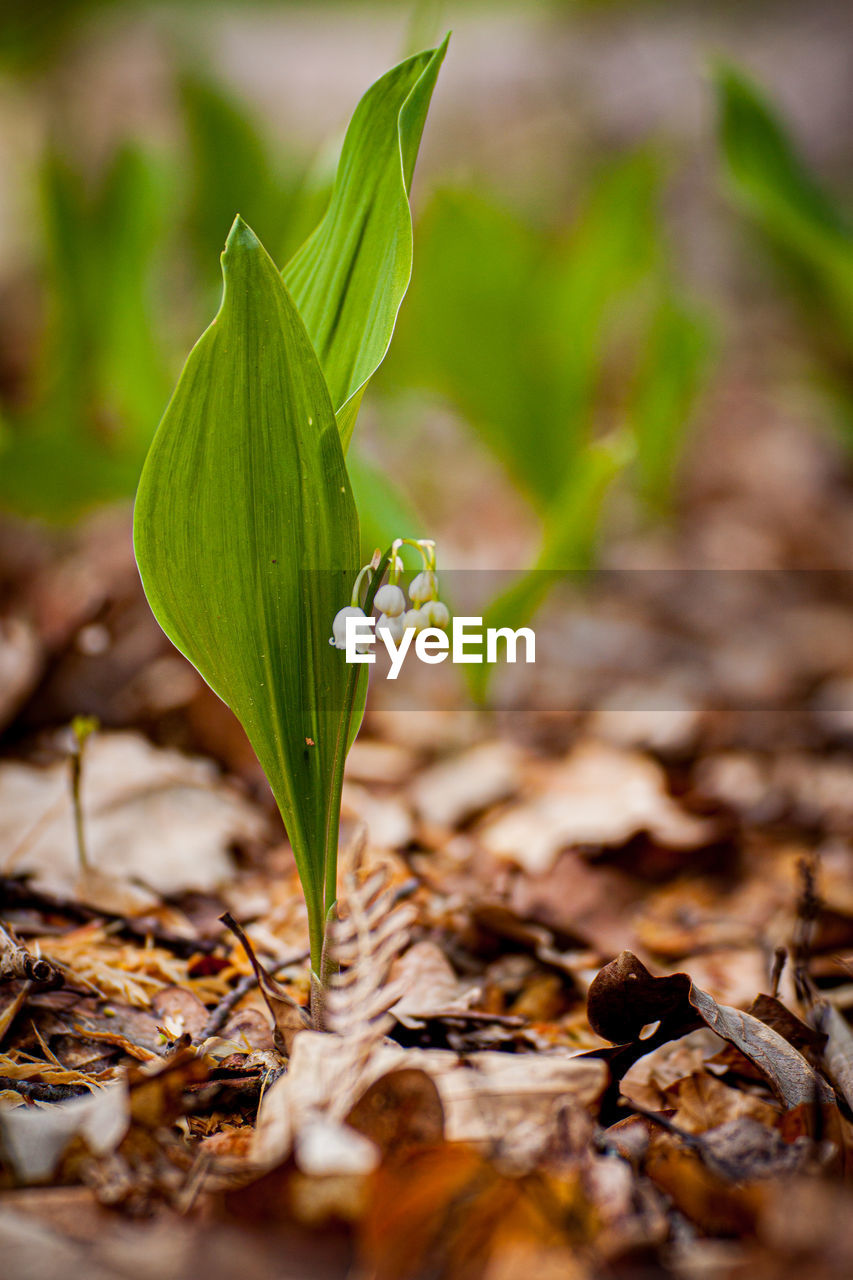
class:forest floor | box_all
[3,363,853,1279]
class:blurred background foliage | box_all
[0,0,850,601]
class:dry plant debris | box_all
[6,452,853,1276]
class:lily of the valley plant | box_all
[133,40,448,1018]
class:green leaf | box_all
[540,153,661,474]
[347,448,424,562]
[629,294,712,514]
[388,188,542,496]
[133,217,359,969]
[714,62,853,342]
[284,36,448,447]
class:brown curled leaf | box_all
[588,951,834,1109]
[220,912,309,1057]
[748,993,827,1062]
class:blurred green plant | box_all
[381,158,711,693]
[179,66,333,282]
[715,63,853,420]
[0,143,171,516]
[0,48,420,543]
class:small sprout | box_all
[133,42,448,1015]
[68,714,99,873]
[373,583,406,617]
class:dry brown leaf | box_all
[480,741,715,874]
[252,1030,606,1172]
[0,1081,129,1183]
[150,986,210,1043]
[346,1068,445,1157]
[389,940,477,1025]
[221,913,309,1056]
[749,993,827,1062]
[0,617,40,730]
[0,732,266,898]
[813,999,853,1113]
[644,1136,764,1235]
[509,855,644,959]
[341,782,414,850]
[359,1144,593,1280]
[665,1072,779,1135]
[588,951,835,1109]
[410,741,522,829]
[344,739,417,785]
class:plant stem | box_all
[69,716,98,874]
[313,547,393,1019]
[308,902,326,982]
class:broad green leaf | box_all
[541,153,661,472]
[284,37,448,446]
[133,218,359,967]
[715,63,853,342]
[630,294,712,514]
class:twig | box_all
[0,1075,91,1101]
[793,852,821,1004]
[0,877,219,958]
[218,914,309,1054]
[196,945,309,1043]
[770,946,787,999]
[0,922,62,987]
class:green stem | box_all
[70,752,89,872]
[319,546,394,946]
[307,898,326,980]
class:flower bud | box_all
[330,605,366,650]
[374,584,406,617]
[409,570,437,605]
[376,611,406,643]
[425,599,450,630]
[402,607,431,634]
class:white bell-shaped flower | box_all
[409,570,437,605]
[402,607,431,634]
[373,584,406,617]
[330,605,366,650]
[376,611,406,643]
[424,599,450,630]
